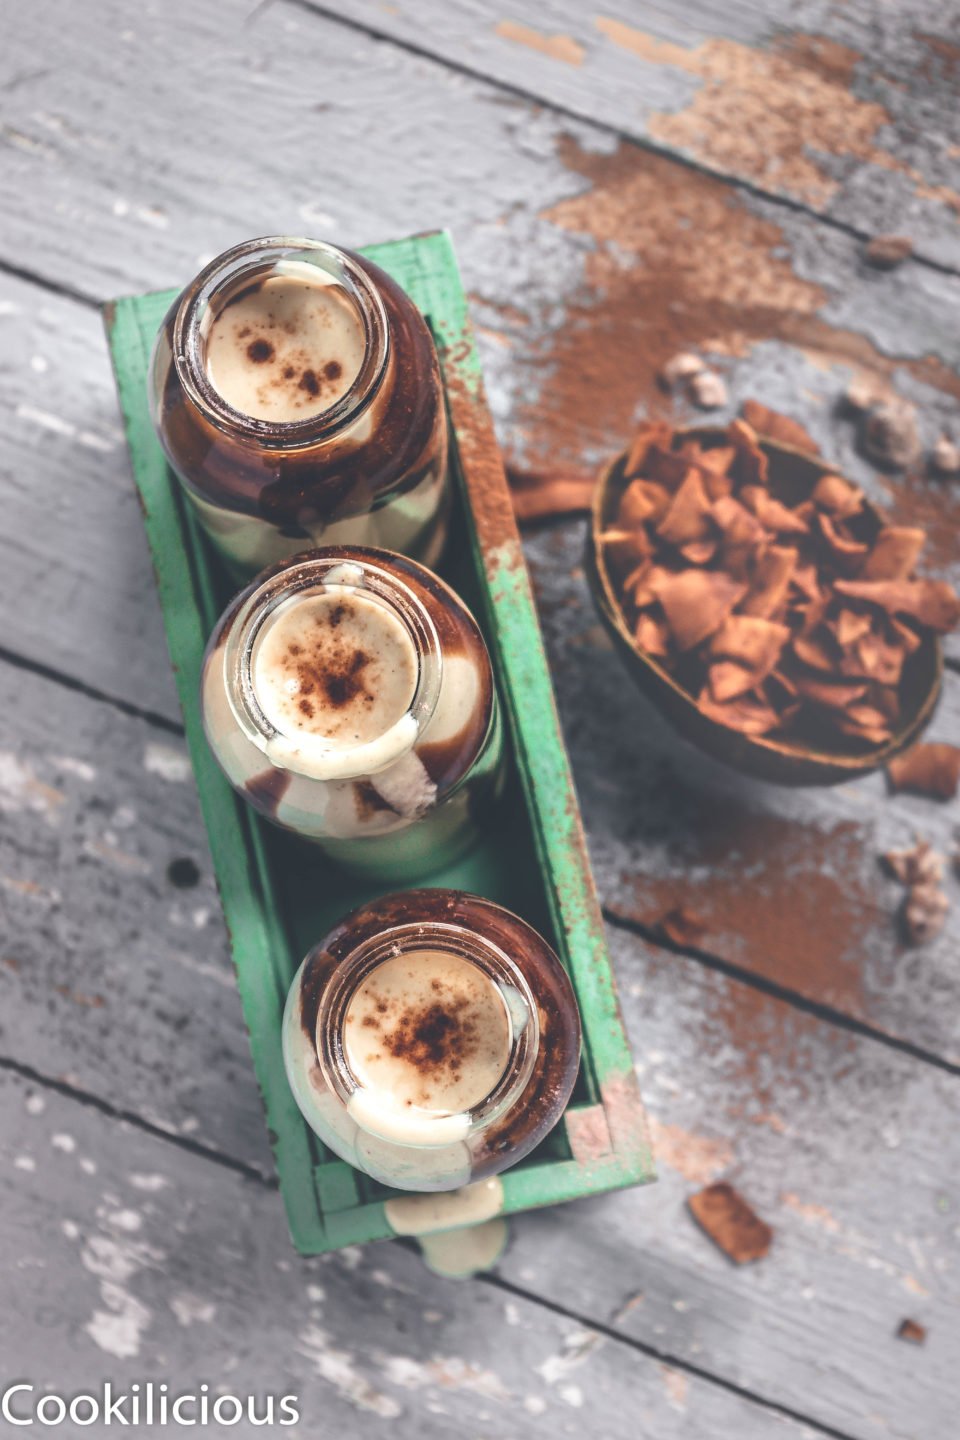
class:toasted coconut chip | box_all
[680,539,718,565]
[791,632,839,673]
[796,593,831,636]
[834,703,894,743]
[624,421,673,479]
[507,466,597,522]
[645,444,695,490]
[882,838,943,886]
[788,672,867,708]
[710,615,791,670]
[769,669,799,698]
[889,616,923,654]
[602,526,652,576]
[887,743,960,801]
[709,660,758,703]
[740,400,819,456]
[618,478,671,529]
[696,444,736,477]
[903,881,949,944]
[631,563,677,609]
[688,444,737,500]
[656,468,715,546]
[696,688,781,735]
[740,485,810,534]
[811,473,864,518]
[727,419,768,487]
[658,904,708,948]
[817,512,869,568]
[840,631,905,687]
[711,495,767,547]
[866,682,900,722]
[633,612,671,657]
[654,569,747,651]
[834,578,960,632]
[742,545,797,619]
[861,526,926,581]
[790,562,821,602]
[832,608,873,646]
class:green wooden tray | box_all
[103,230,654,1253]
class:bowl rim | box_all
[589,428,943,777]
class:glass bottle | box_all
[283,890,582,1191]
[149,236,449,573]
[201,547,503,879]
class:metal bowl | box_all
[586,428,942,786]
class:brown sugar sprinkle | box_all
[602,412,960,744]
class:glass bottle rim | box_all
[221,552,443,782]
[315,920,540,1147]
[173,235,390,450]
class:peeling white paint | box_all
[297,1326,401,1418]
[170,1291,217,1327]
[86,1282,152,1360]
[50,755,96,781]
[25,1094,45,1116]
[14,1155,35,1172]
[537,1328,604,1384]
[80,1231,164,1361]
[51,1133,76,1154]
[143,742,192,783]
[0,751,64,820]
[127,1173,169,1192]
[106,1209,143,1233]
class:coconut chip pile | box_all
[602,418,960,744]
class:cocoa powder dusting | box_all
[498,135,960,564]
[247,338,274,364]
[354,982,483,1096]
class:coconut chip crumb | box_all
[881,838,950,945]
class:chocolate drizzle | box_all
[243,766,292,816]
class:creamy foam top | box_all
[204,266,366,422]
[251,589,417,749]
[343,950,512,1115]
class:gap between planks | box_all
[603,907,960,1080]
[289,0,960,284]
[0,1052,857,1440]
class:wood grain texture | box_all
[2,659,957,1436]
[331,0,960,270]
[0,1069,822,1440]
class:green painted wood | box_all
[103,230,654,1253]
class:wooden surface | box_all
[1,1,958,1435]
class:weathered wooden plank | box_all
[515,924,960,1440]
[331,0,960,271]
[0,656,271,1171]
[2,656,958,1435]
[0,1066,826,1440]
